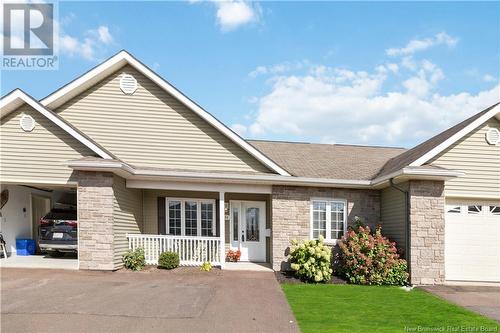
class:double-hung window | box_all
[311,199,347,242]
[166,198,216,237]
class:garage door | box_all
[445,200,500,282]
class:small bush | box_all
[122,247,145,271]
[200,262,212,272]
[158,251,180,269]
[226,250,241,262]
[338,225,409,285]
[288,235,333,283]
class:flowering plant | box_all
[200,262,213,272]
[337,225,408,285]
[226,249,241,262]
[288,235,333,283]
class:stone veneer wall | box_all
[271,185,380,271]
[409,180,445,285]
[77,171,115,270]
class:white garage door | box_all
[445,200,500,282]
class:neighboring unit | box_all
[1,50,498,284]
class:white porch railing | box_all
[126,234,221,266]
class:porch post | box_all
[219,191,225,269]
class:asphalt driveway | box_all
[422,285,500,322]
[1,267,299,333]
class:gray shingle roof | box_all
[248,140,406,180]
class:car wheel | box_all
[47,251,65,258]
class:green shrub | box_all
[338,225,409,285]
[288,235,333,283]
[158,251,180,269]
[122,247,145,271]
[200,262,212,272]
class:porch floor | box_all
[0,254,78,270]
[224,262,273,272]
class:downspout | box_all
[389,178,411,284]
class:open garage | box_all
[0,184,78,269]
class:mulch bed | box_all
[275,271,348,285]
[118,265,222,276]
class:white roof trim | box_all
[371,166,465,188]
[409,104,500,167]
[0,89,113,159]
[41,50,291,176]
[67,158,462,188]
[66,159,371,188]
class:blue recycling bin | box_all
[16,239,36,256]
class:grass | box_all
[282,284,499,333]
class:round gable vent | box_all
[485,128,500,145]
[19,114,35,132]
[120,74,138,95]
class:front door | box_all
[230,201,266,262]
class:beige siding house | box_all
[0,104,95,185]
[1,50,498,285]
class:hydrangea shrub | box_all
[158,251,180,269]
[122,247,145,271]
[338,225,408,285]
[289,235,333,283]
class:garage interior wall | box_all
[0,184,75,254]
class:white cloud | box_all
[386,32,458,56]
[237,55,499,146]
[231,123,248,136]
[191,0,261,31]
[216,1,259,31]
[96,26,113,44]
[483,74,497,83]
[58,24,114,60]
[248,60,309,78]
[0,8,115,61]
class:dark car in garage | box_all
[38,209,77,257]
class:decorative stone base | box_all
[271,185,380,271]
[409,180,445,285]
[76,171,115,270]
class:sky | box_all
[2,1,499,148]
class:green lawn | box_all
[282,284,499,333]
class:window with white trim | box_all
[490,206,500,215]
[168,200,182,235]
[311,199,347,241]
[467,205,482,214]
[446,206,461,214]
[166,198,216,236]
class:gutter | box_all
[67,160,463,190]
[389,178,412,285]
[371,167,464,187]
[66,160,373,188]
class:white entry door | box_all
[230,201,266,262]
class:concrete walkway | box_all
[1,267,299,333]
[422,285,500,322]
[0,254,78,270]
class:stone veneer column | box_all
[409,180,445,285]
[77,171,115,270]
[271,185,380,271]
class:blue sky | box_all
[2,1,499,148]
